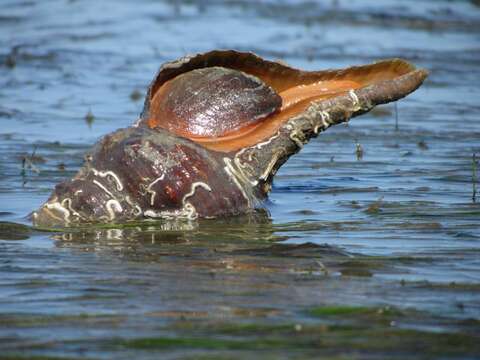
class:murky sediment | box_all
[1,0,479,359]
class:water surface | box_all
[1,0,479,359]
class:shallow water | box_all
[1,0,480,359]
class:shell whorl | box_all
[147,67,282,139]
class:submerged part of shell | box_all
[148,67,282,139]
[140,50,427,153]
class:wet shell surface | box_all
[148,67,282,139]
[33,50,428,227]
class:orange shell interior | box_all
[148,60,412,153]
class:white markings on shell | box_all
[182,182,212,203]
[61,198,84,220]
[39,194,88,225]
[45,200,71,224]
[289,129,306,148]
[234,157,258,186]
[125,195,142,216]
[264,90,367,183]
[144,204,195,220]
[89,168,126,221]
[349,89,361,111]
[144,181,212,220]
[223,133,283,195]
[105,199,123,220]
[40,168,128,224]
[221,95,344,199]
[146,174,165,206]
[314,111,331,134]
[93,179,115,198]
[132,118,142,127]
[226,131,288,195]
[281,98,347,152]
[253,133,279,151]
[283,116,307,150]
[233,147,251,168]
[259,152,281,181]
[91,168,123,191]
[223,157,252,206]
[234,99,339,188]
[236,132,280,164]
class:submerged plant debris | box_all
[0,0,479,359]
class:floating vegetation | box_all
[0,221,31,240]
[365,196,384,215]
[309,305,373,316]
[129,89,142,101]
[3,46,20,68]
[118,319,480,357]
[417,140,429,150]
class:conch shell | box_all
[33,50,428,227]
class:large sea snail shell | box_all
[33,50,428,227]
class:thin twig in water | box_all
[24,146,40,174]
[21,157,26,183]
[472,154,477,202]
[394,102,399,131]
[85,109,95,127]
[21,146,41,186]
[355,141,364,161]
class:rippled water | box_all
[1,0,480,359]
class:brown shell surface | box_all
[147,67,282,139]
[140,50,428,153]
[32,126,254,227]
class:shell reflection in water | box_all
[53,212,277,253]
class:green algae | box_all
[119,324,480,358]
[0,313,125,327]
[308,306,374,317]
[120,336,295,350]
[1,356,91,360]
[0,221,32,240]
[172,321,300,335]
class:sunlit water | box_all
[1,0,479,359]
